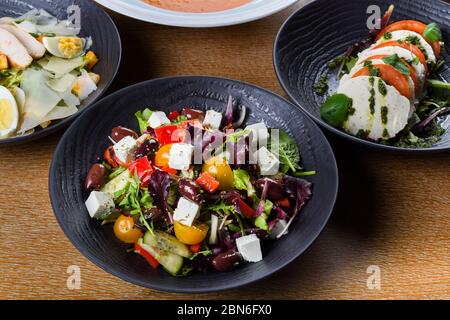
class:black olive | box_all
[85,164,107,191]
[111,126,138,142]
[135,138,159,159]
[179,179,203,204]
[212,250,241,272]
[182,108,205,121]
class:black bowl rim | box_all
[273,0,450,154]
[48,75,339,293]
[0,0,122,146]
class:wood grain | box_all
[0,0,449,300]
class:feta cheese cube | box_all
[148,111,170,128]
[270,219,289,239]
[85,191,115,219]
[245,122,269,146]
[256,146,280,175]
[113,136,138,164]
[236,234,263,262]
[173,197,200,226]
[168,143,194,170]
[203,110,222,129]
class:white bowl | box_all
[95,0,298,27]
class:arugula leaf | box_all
[135,108,152,133]
[233,169,255,197]
[189,250,212,260]
[382,54,410,75]
[270,130,302,173]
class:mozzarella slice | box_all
[374,30,436,64]
[337,76,410,140]
[346,58,416,101]
[356,46,426,88]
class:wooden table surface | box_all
[0,0,449,300]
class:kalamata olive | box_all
[85,164,107,191]
[179,179,203,203]
[212,250,241,272]
[182,108,205,121]
[111,126,138,142]
[135,138,159,159]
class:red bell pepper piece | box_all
[237,198,257,219]
[196,172,220,193]
[103,146,119,168]
[275,197,290,209]
[190,243,201,253]
[128,157,154,187]
[134,243,159,269]
[154,125,184,145]
[168,111,180,121]
[161,166,178,175]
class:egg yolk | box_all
[0,99,14,131]
[58,37,83,58]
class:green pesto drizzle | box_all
[383,32,392,40]
[381,106,388,125]
[378,79,387,96]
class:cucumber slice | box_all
[144,231,192,258]
[101,169,133,196]
[137,239,184,276]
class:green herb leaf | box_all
[320,93,352,127]
[382,54,410,75]
[135,108,152,133]
[270,130,302,173]
[423,23,442,42]
[233,169,255,197]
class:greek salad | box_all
[84,98,314,276]
[316,5,449,148]
[0,9,100,139]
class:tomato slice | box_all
[375,20,440,57]
[373,41,428,75]
[359,55,419,95]
[134,243,159,269]
[190,243,201,253]
[352,64,413,100]
[195,172,220,193]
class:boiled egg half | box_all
[0,85,19,138]
[42,36,86,59]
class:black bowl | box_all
[49,76,338,293]
[0,0,121,145]
[274,0,450,153]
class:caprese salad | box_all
[317,5,449,148]
[0,9,100,139]
[84,98,314,276]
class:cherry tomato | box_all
[154,144,173,168]
[174,221,209,245]
[202,156,234,190]
[113,215,143,244]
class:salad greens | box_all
[84,105,313,277]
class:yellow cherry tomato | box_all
[154,143,172,168]
[174,221,209,245]
[202,156,234,190]
[113,215,143,244]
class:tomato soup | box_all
[143,0,253,13]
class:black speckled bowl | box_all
[0,0,121,145]
[274,0,450,153]
[49,76,338,293]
